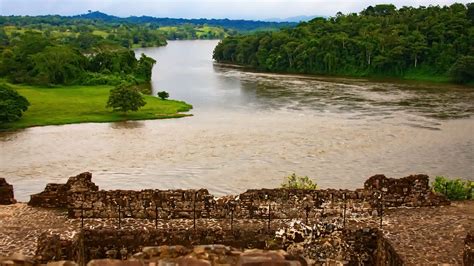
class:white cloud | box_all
[0,0,471,19]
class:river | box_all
[1,40,473,201]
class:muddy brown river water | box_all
[1,40,473,201]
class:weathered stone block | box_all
[46,261,78,266]
[0,178,16,205]
[87,260,143,266]
[29,172,98,208]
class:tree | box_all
[75,32,102,50]
[106,84,146,113]
[31,45,86,84]
[449,56,474,84]
[157,91,169,100]
[135,54,156,82]
[407,31,427,68]
[0,84,30,123]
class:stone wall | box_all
[36,225,277,264]
[77,228,274,262]
[376,231,404,266]
[35,233,75,263]
[63,175,449,219]
[86,246,303,266]
[29,172,98,208]
[28,172,448,220]
[66,187,375,221]
[364,174,449,207]
[35,226,407,265]
[0,178,16,205]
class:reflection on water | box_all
[2,40,474,201]
[213,66,474,121]
[110,121,145,129]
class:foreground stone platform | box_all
[0,202,472,265]
[0,173,471,265]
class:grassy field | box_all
[1,83,193,130]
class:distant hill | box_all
[264,15,320,23]
[72,11,296,32]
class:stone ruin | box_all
[28,172,449,220]
[0,178,16,205]
[19,172,459,265]
[29,172,98,208]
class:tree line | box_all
[73,11,295,32]
[0,13,236,50]
[213,3,474,84]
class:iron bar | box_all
[118,204,121,229]
[193,191,197,231]
[230,208,234,231]
[343,193,347,228]
[155,204,158,229]
[80,202,84,229]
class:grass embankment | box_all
[1,83,192,130]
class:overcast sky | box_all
[0,0,471,20]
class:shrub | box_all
[0,84,30,123]
[157,91,169,100]
[432,176,473,200]
[80,72,138,86]
[280,173,318,190]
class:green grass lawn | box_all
[2,83,193,130]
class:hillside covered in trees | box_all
[0,11,295,48]
[0,15,223,50]
[213,3,474,83]
[73,11,296,32]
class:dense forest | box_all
[213,3,474,83]
[0,30,156,86]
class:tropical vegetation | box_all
[213,3,474,84]
[432,176,473,200]
[281,173,318,190]
[0,83,29,123]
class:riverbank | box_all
[213,62,473,87]
[1,83,193,130]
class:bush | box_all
[0,84,30,123]
[280,173,318,190]
[106,83,146,113]
[432,176,473,200]
[80,72,138,86]
[157,91,169,100]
